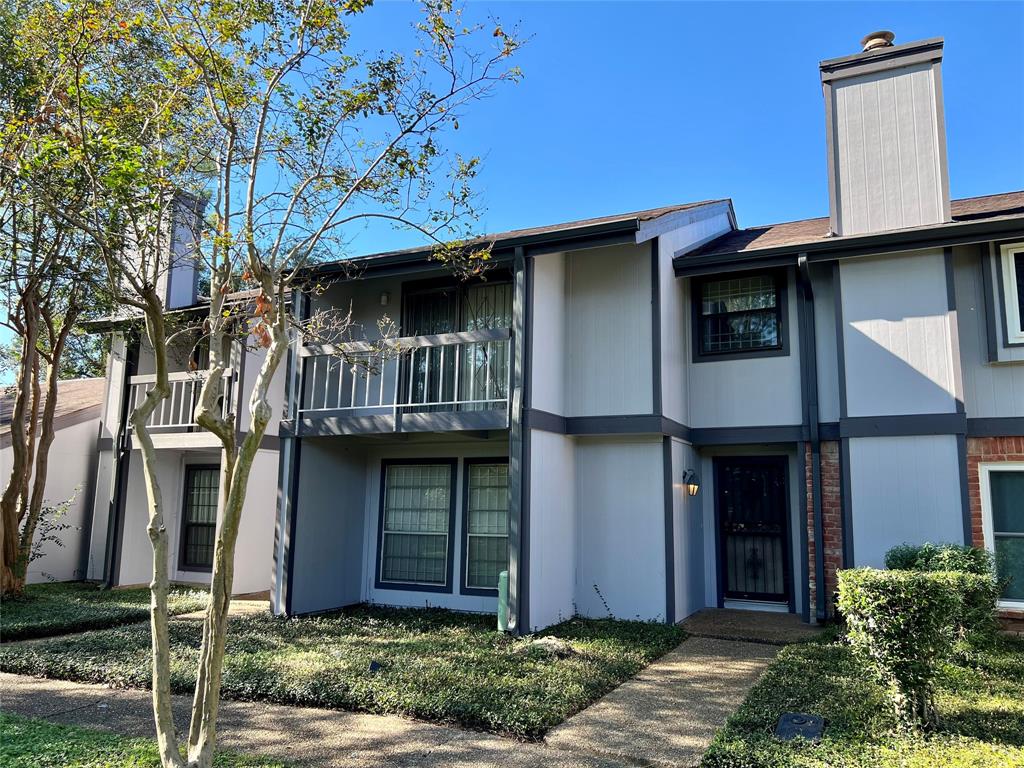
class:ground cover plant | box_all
[0,713,289,767]
[0,582,207,642]
[0,604,685,740]
[701,631,1024,768]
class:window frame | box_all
[978,461,1024,611]
[997,241,1024,346]
[460,457,510,596]
[177,464,220,573]
[374,458,458,594]
[690,268,790,363]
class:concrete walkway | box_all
[0,634,779,768]
[546,637,779,767]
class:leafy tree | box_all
[14,0,522,765]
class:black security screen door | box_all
[715,457,791,603]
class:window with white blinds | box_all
[379,463,452,586]
[464,462,509,591]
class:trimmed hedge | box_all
[837,568,985,729]
[884,543,1000,642]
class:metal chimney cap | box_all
[860,30,895,52]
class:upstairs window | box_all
[999,242,1024,344]
[694,271,786,359]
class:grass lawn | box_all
[0,582,208,642]
[0,712,289,767]
[702,630,1024,768]
[0,604,684,740]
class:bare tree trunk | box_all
[16,307,78,583]
[133,293,186,768]
[1,289,39,595]
[187,320,288,768]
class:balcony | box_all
[127,370,237,431]
[296,328,511,435]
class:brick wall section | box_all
[966,437,1024,548]
[806,441,843,616]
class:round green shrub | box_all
[837,568,965,729]
[883,543,1000,642]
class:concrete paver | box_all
[544,637,778,768]
[0,673,624,768]
[680,608,823,645]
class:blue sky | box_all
[343,0,1023,254]
[3,2,1022,383]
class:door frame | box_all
[712,455,795,612]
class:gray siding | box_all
[848,435,964,567]
[686,270,802,428]
[811,264,841,423]
[671,438,705,620]
[829,62,946,235]
[840,250,958,417]
[955,246,1024,416]
[290,439,366,614]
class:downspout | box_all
[797,256,826,623]
[103,332,139,588]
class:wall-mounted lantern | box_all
[379,291,391,307]
[682,470,701,497]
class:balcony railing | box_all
[128,369,236,430]
[299,328,510,418]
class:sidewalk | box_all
[1,633,780,768]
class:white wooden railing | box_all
[299,328,510,416]
[128,369,236,429]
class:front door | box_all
[715,456,791,604]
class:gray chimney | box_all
[820,34,951,236]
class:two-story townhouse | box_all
[88,30,1024,627]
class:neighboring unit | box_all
[1,377,104,583]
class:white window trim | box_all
[998,242,1024,344]
[978,461,1024,610]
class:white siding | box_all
[527,430,576,630]
[0,416,99,583]
[849,435,964,567]
[686,270,803,428]
[564,244,653,417]
[574,437,665,621]
[115,448,274,593]
[530,253,567,415]
[841,251,959,416]
[955,246,1024,416]
[830,62,947,235]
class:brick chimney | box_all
[820,33,951,236]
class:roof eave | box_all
[673,215,1024,277]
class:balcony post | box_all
[507,247,531,634]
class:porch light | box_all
[380,291,391,306]
[683,470,700,497]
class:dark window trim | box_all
[374,457,458,594]
[993,239,1024,348]
[711,455,794,610]
[399,272,514,335]
[460,457,510,597]
[177,464,220,573]
[691,267,790,362]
